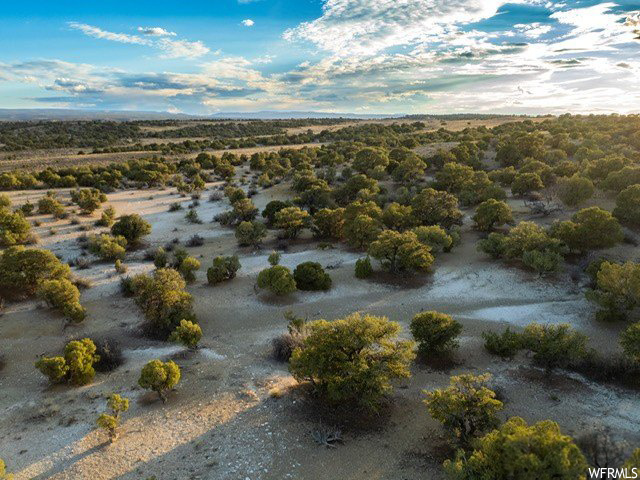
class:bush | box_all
[96,206,116,226]
[511,172,544,196]
[138,359,181,402]
[0,246,71,296]
[424,373,503,445]
[169,319,202,348]
[521,249,563,275]
[262,200,291,225]
[274,206,310,239]
[37,278,86,322]
[620,322,640,362]
[412,225,454,252]
[556,175,594,207]
[586,261,640,321]
[272,311,308,362]
[153,247,167,268]
[613,184,640,227]
[410,311,462,356]
[88,234,127,261]
[482,328,523,359]
[35,338,99,386]
[178,256,200,283]
[38,193,65,217]
[130,268,195,338]
[444,417,588,479]
[289,313,415,410]
[268,251,281,266]
[355,256,373,279]
[0,208,32,246]
[185,209,202,224]
[257,265,297,295]
[312,208,345,240]
[369,230,434,273]
[0,458,13,479]
[96,393,129,442]
[111,214,152,245]
[411,188,463,228]
[71,188,106,214]
[93,338,123,372]
[521,323,588,374]
[472,199,513,232]
[235,220,267,247]
[551,207,623,252]
[207,255,241,284]
[293,262,332,291]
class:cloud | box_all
[69,22,209,59]
[68,22,150,45]
[242,19,255,27]
[137,26,176,36]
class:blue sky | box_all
[0,0,639,114]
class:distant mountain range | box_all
[0,108,406,121]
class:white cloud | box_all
[158,39,210,59]
[68,22,150,45]
[242,19,255,27]
[137,26,176,36]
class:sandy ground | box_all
[0,162,639,479]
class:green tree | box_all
[262,200,291,225]
[312,207,345,240]
[382,202,416,231]
[444,417,588,480]
[37,193,65,218]
[289,313,415,410]
[613,184,640,227]
[551,207,623,252]
[344,214,381,249]
[0,246,71,295]
[178,256,200,283]
[410,311,462,356]
[353,147,389,174]
[138,359,181,402]
[411,188,463,228]
[511,172,544,196]
[96,206,116,227]
[425,373,503,445]
[355,256,373,279]
[36,338,99,386]
[412,225,454,252]
[587,261,640,321]
[111,214,152,245]
[71,188,106,214]
[275,206,310,239]
[257,265,297,295]
[169,319,203,349]
[96,393,130,442]
[368,230,433,273]
[0,208,32,246]
[235,220,267,247]
[472,199,513,232]
[37,278,86,322]
[293,262,332,291]
[556,175,594,207]
[482,328,523,359]
[620,322,640,362]
[521,323,588,374]
[88,234,127,261]
[207,255,241,285]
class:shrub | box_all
[382,202,415,231]
[482,328,523,359]
[131,268,195,338]
[0,208,32,246]
[153,247,167,268]
[207,255,241,284]
[521,323,588,374]
[235,220,267,247]
[257,265,297,295]
[0,194,10,209]
[185,209,202,224]
[613,184,640,227]
[624,449,640,471]
[472,199,513,232]
[511,172,544,196]
[293,262,332,291]
[289,313,415,410]
[444,417,588,479]
[272,312,308,362]
[344,213,381,249]
[268,251,281,266]
[410,311,462,356]
[586,261,640,321]
[411,188,463,228]
[0,458,13,479]
[169,319,202,348]
[96,393,129,442]
[521,249,563,275]
[620,322,640,362]
[20,200,35,216]
[71,188,106,214]
[551,207,623,252]
[412,225,454,252]
[368,230,433,273]
[355,256,373,279]
[88,234,127,261]
[37,278,86,322]
[38,193,65,217]
[114,259,127,274]
[138,359,181,402]
[0,246,71,296]
[35,338,99,386]
[111,214,152,245]
[312,207,345,240]
[274,206,310,239]
[96,206,116,226]
[168,202,183,212]
[262,200,291,225]
[556,175,594,207]
[424,373,503,445]
[178,256,200,283]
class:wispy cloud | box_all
[137,26,176,36]
[242,19,255,27]
[68,22,150,45]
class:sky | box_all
[0,0,639,115]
